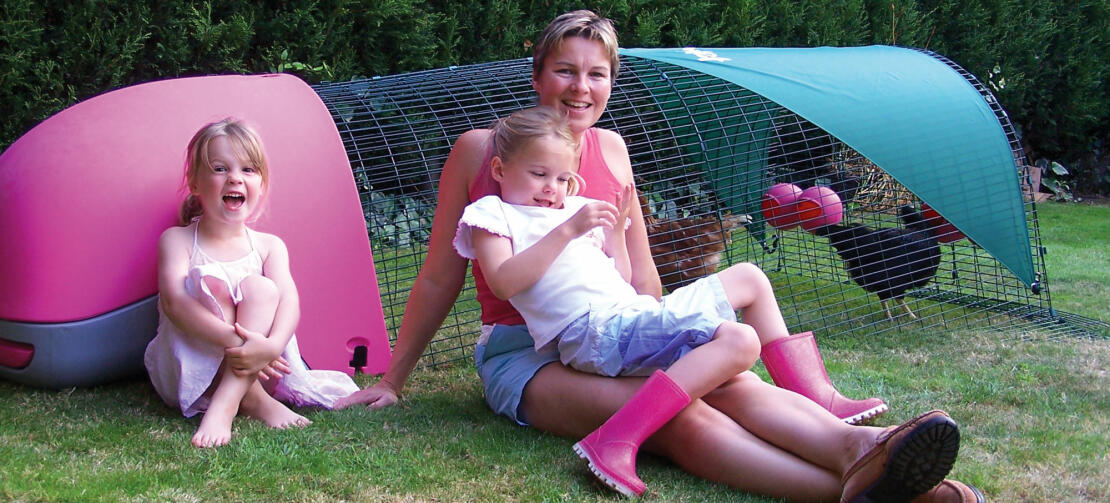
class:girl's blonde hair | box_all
[489,107,584,196]
[532,10,620,81]
[179,118,269,225]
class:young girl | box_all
[144,118,358,448]
[453,107,771,495]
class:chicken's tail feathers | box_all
[810,223,843,238]
[898,204,932,232]
[722,213,752,231]
[637,191,657,225]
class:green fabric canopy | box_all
[621,46,1034,287]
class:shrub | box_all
[1,0,1107,194]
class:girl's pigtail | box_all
[178,194,203,226]
[568,172,587,197]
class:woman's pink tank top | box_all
[467,127,622,325]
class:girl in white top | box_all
[144,118,357,448]
[455,106,762,384]
[453,106,764,494]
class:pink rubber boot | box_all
[761,331,888,424]
[573,370,691,497]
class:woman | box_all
[337,10,982,502]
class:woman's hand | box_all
[225,323,284,378]
[332,380,401,410]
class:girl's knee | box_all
[719,263,774,305]
[731,262,771,289]
[239,275,278,303]
[203,276,233,302]
[715,323,761,370]
[201,277,236,322]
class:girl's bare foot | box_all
[192,403,237,448]
[241,384,311,429]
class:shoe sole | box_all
[572,442,639,498]
[842,403,890,425]
[968,484,986,503]
[847,415,961,503]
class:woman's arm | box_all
[334,129,487,409]
[597,129,662,298]
[156,226,241,348]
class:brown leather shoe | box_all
[910,480,985,502]
[840,410,961,503]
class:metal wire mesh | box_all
[311,52,1106,368]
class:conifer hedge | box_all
[2,0,1107,192]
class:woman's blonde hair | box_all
[489,106,585,196]
[532,10,620,81]
[179,118,269,225]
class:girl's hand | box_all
[564,200,619,237]
[615,183,635,222]
[257,356,292,381]
[332,380,401,410]
[225,323,283,377]
[604,184,636,281]
[605,183,635,239]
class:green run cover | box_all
[621,46,1034,287]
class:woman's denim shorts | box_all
[473,324,560,426]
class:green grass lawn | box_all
[1034,201,1110,324]
[1,201,1107,502]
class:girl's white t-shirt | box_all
[454,195,649,350]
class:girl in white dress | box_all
[144,118,357,448]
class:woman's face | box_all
[533,36,613,136]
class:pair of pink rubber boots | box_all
[573,331,887,497]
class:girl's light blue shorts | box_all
[473,274,735,426]
[473,323,559,426]
[557,274,735,377]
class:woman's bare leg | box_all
[233,275,309,428]
[702,372,882,475]
[716,264,887,424]
[522,364,845,501]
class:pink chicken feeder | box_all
[761,182,804,230]
[796,186,843,231]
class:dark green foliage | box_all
[912,0,1110,194]
[1,0,1108,194]
[862,0,933,46]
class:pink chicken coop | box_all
[0,74,391,388]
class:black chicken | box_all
[812,205,941,319]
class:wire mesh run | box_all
[311,52,1107,369]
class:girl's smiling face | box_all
[190,135,265,223]
[492,134,578,208]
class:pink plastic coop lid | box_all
[0,74,390,374]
